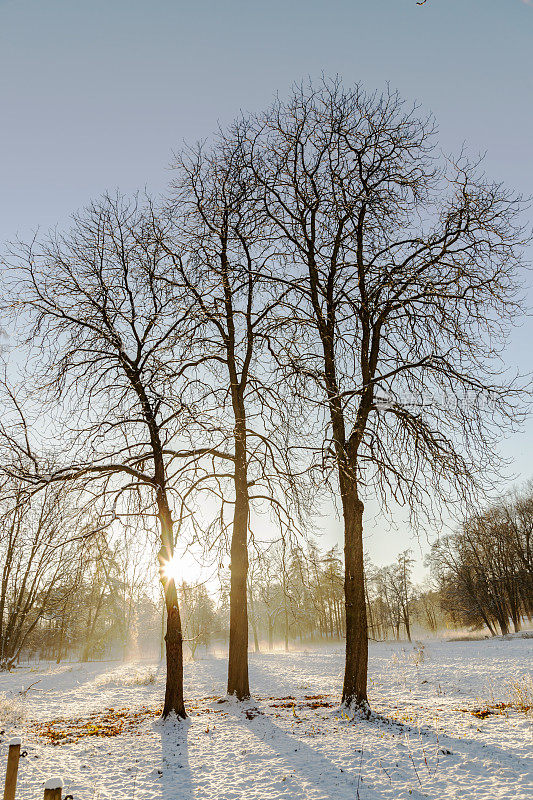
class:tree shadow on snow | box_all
[157,717,194,800]
[349,706,533,785]
[225,703,385,800]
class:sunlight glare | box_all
[161,554,181,584]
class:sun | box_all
[158,547,212,590]
[161,554,182,584]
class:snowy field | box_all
[0,638,531,800]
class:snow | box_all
[0,638,531,799]
[44,777,64,789]
[8,736,21,746]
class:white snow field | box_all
[0,638,531,800]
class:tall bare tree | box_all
[162,132,307,699]
[245,79,528,708]
[2,195,211,717]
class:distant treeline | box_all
[1,481,532,668]
[428,485,533,635]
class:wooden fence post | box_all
[3,736,21,800]
[43,777,63,800]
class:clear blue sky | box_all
[1,0,532,576]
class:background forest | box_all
[2,481,532,669]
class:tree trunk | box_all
[268,618,274,651]
[365,583,374,639]
[248,584,260,653]
[498,616,509,636]
[160,599,165,661]
[56,614,65,664]
[158,500,186,719]
[81,582,96,662]
[476,601,496,636]
[162,587,186,718]
[341,489,368,709]
[227,453,250,699]
[404,608,412,642]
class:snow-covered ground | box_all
[0,638,531,799]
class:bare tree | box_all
[0,477,82,668]
[371,552,415,641]
[179,580,217,659]
[112,522,158,660]
[162,132,307,699]
[429,487,533,634]
[503,484,533,618]
[244,78,528,708]
[2,194,213,717]
[247,555,262,653]
[255,546,285,651]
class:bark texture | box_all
[158,500,186,719]
[341,491,368,707]
[227,439,250,698]
[162,590,186,718]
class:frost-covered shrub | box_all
[389,644,427,668]
[505,674,533,713]
[477,673,532,716]
[94,665,158,688]
[411,643,426,665]
[0,693,25,723]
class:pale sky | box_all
[1,0,532,582]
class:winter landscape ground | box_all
[0,637,531,800]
